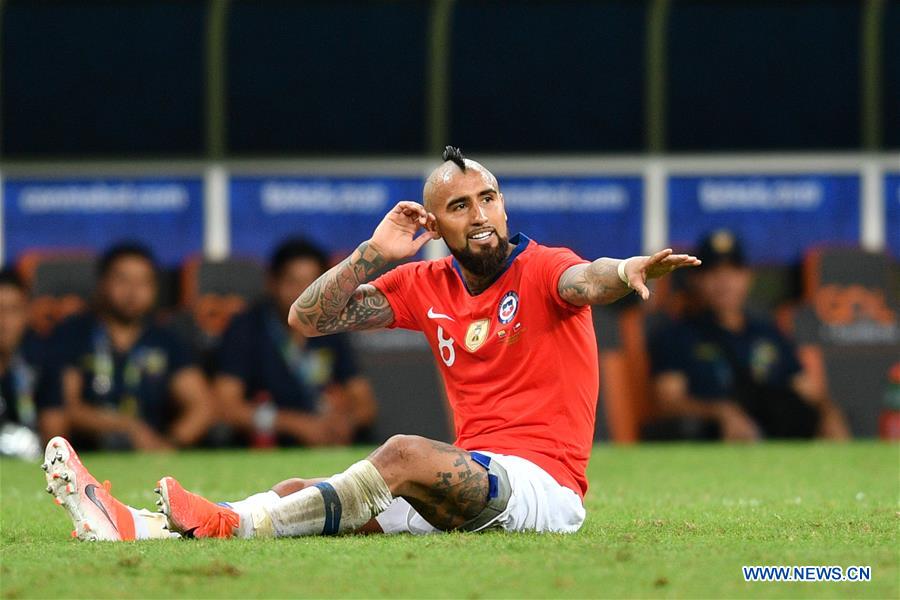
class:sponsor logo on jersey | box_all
[465,319,490,352]
[427,307,455,322]
[498,291,519,324]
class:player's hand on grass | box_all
[368,201,437,262]
[624,249,702,301]
[716,403,761,442]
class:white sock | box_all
[127,507,177,540]
[250,460,393,538]
[223,490,280,515]
[222,490,280,538]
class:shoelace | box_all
[199,509,239,538]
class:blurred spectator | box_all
[0,269,65,456]
[213,238,376,447]
[646,230,850,442]
[43,244,213,450]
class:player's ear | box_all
[500,193,508,222]
[426,212,442,239]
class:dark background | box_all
[3,0,898,158]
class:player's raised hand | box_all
[624,249,702,301]
[368,201,437,262]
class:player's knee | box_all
[371,434,429,468]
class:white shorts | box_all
[374,451,585,535]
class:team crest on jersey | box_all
[465,319,490,352]
[498,291,519,324]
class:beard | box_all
[450,234,511,279]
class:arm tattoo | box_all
[291,241,394,334]
[558,258,632,307]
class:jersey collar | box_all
[451,232,531,295]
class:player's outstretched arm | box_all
[558,249,701,306]
[288,201,437,336]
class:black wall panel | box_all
[2,0,206,158]
[449,0,647,153]
[1,1,886,156]
[667,0,861,151]
[883,0,900,149]
[226,0,428,155]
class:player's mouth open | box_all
[468,229,495,244]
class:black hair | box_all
[269,238,329,276]
[442,145,467,172]
[0,268,27,294]
[97,242,157,279]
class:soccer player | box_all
[42,244,214,451]
[214,238,377,447]
[44,147,699,541]
[646,230,849,441]
[0,269,63,457]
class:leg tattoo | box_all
[403,440,489,531]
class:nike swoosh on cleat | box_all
[427,307,454,322]
[84,484,119,533]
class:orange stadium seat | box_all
[170,257,265,363]
[180,256,265,334]
[794,247,900,436]
[595,304,659,443]
[17,250,96,336]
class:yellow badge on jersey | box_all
[465,319,490,352]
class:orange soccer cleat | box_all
[42,436,137,542]
[155,476,239,538]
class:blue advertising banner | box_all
[498,176,643,259]
[230,175,643,262]
[229,176,424,260]
[668,174,861,264]
[3,177,204,267]
[886,173,900,258]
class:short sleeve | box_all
[34,369,62,410]
[48,318,85,369]
[37,319,82,409]
[215,312,254,383]
[162,331,195,376]
[771,328,803,381]
[370,261,423,331]
[35,353,64,410]
[532,246,591,312]
[328,334,361,382]
[649,324,691,375]
[20,333,57,410]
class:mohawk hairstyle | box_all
[442,145,466,172]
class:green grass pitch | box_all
[1,442,897,599]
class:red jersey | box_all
[371,233,598,498]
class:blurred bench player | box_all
[44,147,699,541]
[213,238,377,447]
